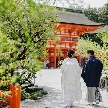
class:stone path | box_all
[21,69,108,108]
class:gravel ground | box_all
[21,69,108,108]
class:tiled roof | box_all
[56,11,103,26]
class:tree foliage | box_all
[0,29,16,85]
[98,3,108,25]
[0,0,57,86]
[84,8,99,23]
[84,3,108,25]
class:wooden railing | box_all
[0,82,20,108]
[51,35,79,42]
[47,40,77,50]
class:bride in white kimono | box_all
[61,50,82,107]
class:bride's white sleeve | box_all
[74,59,81,74]
[60,60,67,73]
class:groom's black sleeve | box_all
[81,64,85,79]
[81,60,90,83]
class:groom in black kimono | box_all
[81,50,103,105]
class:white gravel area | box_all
[21,69,108,108]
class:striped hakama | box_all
[87,87,96,102]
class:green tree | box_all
[84,3,108,24]
[0,28,16,86]
[0,0,57,86]
[98,3,108,25]
[84,8,99,23]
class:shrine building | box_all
[46,8,103,68]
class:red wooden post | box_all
[49,50,51,68]
[64,50,67,59]
[0,82,21,108]
[12,85,21,108]
[54,46,56,68]
[58,52,60,62]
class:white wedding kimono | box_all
[61,58,82,105]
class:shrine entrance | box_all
[46,10,102,68]
[46,48,81,68]
[46,48,68,68]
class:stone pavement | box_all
[21,69,108,108]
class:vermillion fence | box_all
[0,82,20,108]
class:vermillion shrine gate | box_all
[46,9,102,68]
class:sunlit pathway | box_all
[21,69,108,108]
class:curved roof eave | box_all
[58,22,103,26]
[86,25,108,34]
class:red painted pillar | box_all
[54,46,56,68]
[64,50,67,59]
[48,50,51,68]
[58,52,60,62]
[11,86,21,108]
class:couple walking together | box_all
[61,50,103,107]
